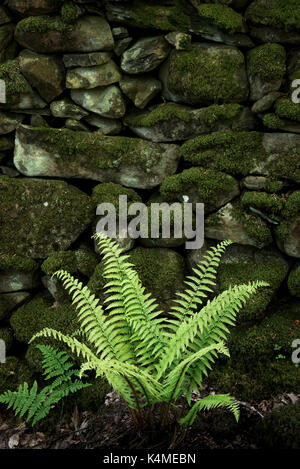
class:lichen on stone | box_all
[196,3,246,34]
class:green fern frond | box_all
[179,394,240,426]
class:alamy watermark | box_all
[0,79,6,104]
[292,79,300,104]
[95,195,204,250]
[292,339,300,364]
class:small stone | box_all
[71,85,126,118]
[251,91,283,113]
[114,37,132,57]
[121,36,170,74]
[0,111,24,135]
[65,119,89,131]
[50,98,88,120]
[63,51,112,68]
[120,76,162,109]
[19,49,65,102]
[112,27,129,39]
[242,176,268,191]
[66,60,122,89]
[84,114,122,135]
[165,32,192,50]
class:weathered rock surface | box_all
[0,175,94,258]
[205,201,273,248]
[119,76,162,109]
[19,50,65,102]
[121,36,170,74]
[160,43,249,106]
[50,99,89,120]
[66,60,122,89]
[124,103,256,142]
[8,0,59,16]
[0,111,24,135]
[84,115,122,135]
[71,85,126,118]
[63,51,112,68]
[15,15,114,53]
[14,125,180,189]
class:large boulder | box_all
[124,103,256,142]
[15,15,114,53]
[0,175,93,258]
[14,125,180,190]
[160,43,249,106]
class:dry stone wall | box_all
[0,0,299,403]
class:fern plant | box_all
[0,345,90,426]
[5,235,268,438]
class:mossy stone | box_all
[0,356,33,396]
[246,0,300,33]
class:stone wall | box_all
[0,0,299,403]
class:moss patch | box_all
[41,246,98,278]
[16,16,72,34]
[60,1,79,24]
[288,265,300,297]
[263,113,285,129]
[247,43,286,81]
[180,131,264,176]
[196,4,246,34]
[124,103,192,128]
[167,45,248,105]
[92,182,141,212]
[0,254,38,273]
[275,97,300,122]
[0,59,32,105]
[241,191,285,216]
[246,0,300,32]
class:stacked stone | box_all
[0,0,299,412]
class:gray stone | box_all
[124,103,256,142]
[205,201,272,248]
[14,125,180,190]
[165,32,192,50]
[19,49,65,102]
[15,15,114,53]
[120,76,162,109]
[160,43,249,106]
[71,85,126,118]
[0,271,40,293]
[242,176,269,191]
[50,99,89,120]
[0,292,30,322]
[66,60,122,89]
[251,92,283,113]
[114,37,133,57]
[84,115,122,135]
[275,214,300,259]
[112,27,129,39]
[121,36,170,74]
[63,51,112,68]
[0,174,94,258]
[0,111,24,135]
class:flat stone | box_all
[15,15,114,53]
[19,49,65,102]
[119,76,162,109]
[251,92,283,113]
[121,36,170,74]
[63,51,112,68]
[65,119,89,131]
[50,99,89,120]
[14,125,180,190]
[124,103,256,142]
[66,60,122,89]
[114,37,132,57]
[84,115,122,135]
[0,175,94,258]
[71,85,126,118]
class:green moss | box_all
[196,4,246,34]
[60,1,79,24]
[275,97,300,122]
[41,247,98,278]
[247,43,286,81]
[16,15,72,34]
[217,249,289,321]
[281,191,300,219]
[29,127,162,171]
[160,167,239,213]
[0,327,13,352]
[0,254,38,273]
[180,131,264,176]
[124,103,192,128]
[263,112,285,129]
[288,266,300,297]
[265,178,285,193]
[115,0,190,32]
[0,59,31,105]
[167,43,247,105]
[200,104,243,126]
[10,295,78,345]
[92,182,141,213]
[257,403,300,449]
[241,191,285,216]
[246,0,300,32]
[0,357,33,396]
